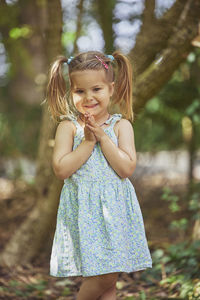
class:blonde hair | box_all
[46,50,134,123]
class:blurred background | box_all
[0,0,200,299]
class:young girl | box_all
[46,50,152,300]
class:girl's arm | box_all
[52,120,95,180]
[100,119,137,178]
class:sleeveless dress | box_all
[50,113,152,277]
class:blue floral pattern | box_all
[50,113,152,277]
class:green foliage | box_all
[161,187,180,213]
[135,48,200,152]
[167,240,200,277]
[5,279,49,298]
[161,187,189,232]
[25,279,48,292]
[189,191,200,221]
[185,99,200,125]
[142,184,200,299]
[62,30,76,47]
[2,277,74,299]
[187,281,200,300]
[170,218,188,231]
[61,286,71,296]
[123,291,147,300]
[0,99,41,160]
[9,25,32,39]
[144,240,200,299]
[9,280,20,287]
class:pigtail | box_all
[46,56,69,123]
[112,51,134,122]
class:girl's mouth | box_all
[84,104,98,108]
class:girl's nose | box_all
[84,91,93,101]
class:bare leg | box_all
[76,272,119,300]
[97,283,117,300]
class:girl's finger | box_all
[89,115,95,124]
[86,124,93,129]
[87,118,94,125]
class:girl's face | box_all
[70,69,114,117]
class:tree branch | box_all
[96,0,115,53]
[133,0,200,117]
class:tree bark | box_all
[96,0,115,53]
[73,0,84,54]
[0,0,47,104]
[0,0,63,267]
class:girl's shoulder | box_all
[108,114,126,139]
[114,117,133,138]
[116,117,133,129]
[59,113,79,134]
[56,119,76,138]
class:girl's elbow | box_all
[53,163,69,180]
[55,169,69,180]
[121,161,136,178]
[56,171,66,180]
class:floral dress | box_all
[50,113,152,277]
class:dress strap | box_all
[104,113,122,129]
[60,114,79,128]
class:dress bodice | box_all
[62,114,123,183]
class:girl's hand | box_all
[85,113,107,142]
[84,113,97,144]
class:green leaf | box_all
[186,99,200,115]
[61,287,71,296]
[193,114,200,123]
[9,280,20,287]
[9,25,32,39]
[169,202,180,212]
[62,31,76,46]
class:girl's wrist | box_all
[99,133,109,144]
[82,138,96,146]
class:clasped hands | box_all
[83,111,107,143]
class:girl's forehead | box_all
[70,69,108,87]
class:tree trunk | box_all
[73,0,84,54]
[0,0,47,104]
[96,0,115,53]
[0,0,63,267]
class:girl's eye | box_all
[75,90,84,94]
[94,88,101,92]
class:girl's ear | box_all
[109,81,115,97]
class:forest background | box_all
[0,0,200,299]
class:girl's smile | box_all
[84,103,98,108]
[70,69,114,121]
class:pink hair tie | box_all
[95,55,108,70]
